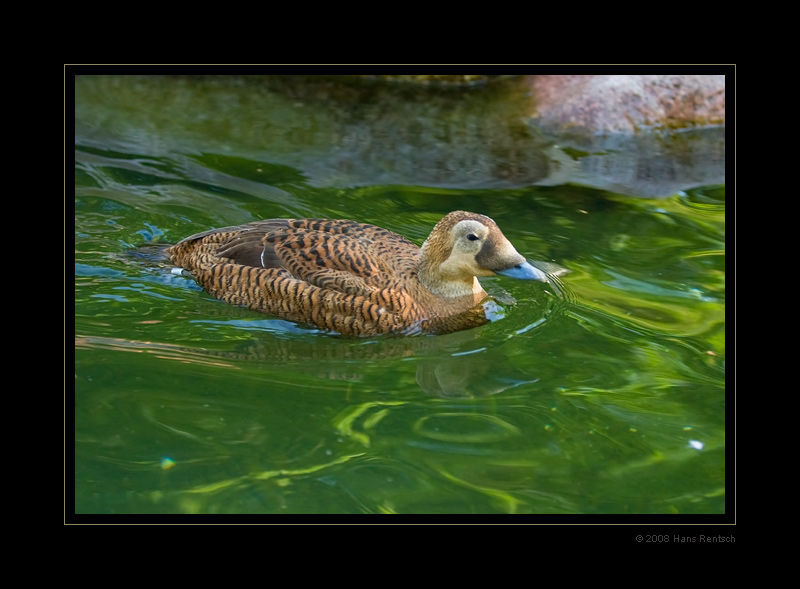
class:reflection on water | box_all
[75,75,724,197]
[75,303,552,398]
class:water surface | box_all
[73,75,726,516]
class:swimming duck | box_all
[167,211,547,336]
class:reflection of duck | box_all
[168,211,546,336]
[76,326,540,397]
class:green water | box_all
[73,75,726,516]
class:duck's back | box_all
[167,218,482,335]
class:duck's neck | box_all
[418,247,485,299]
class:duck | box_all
[167,211,547,336]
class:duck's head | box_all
[418,211,547,298]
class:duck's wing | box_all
[205,219,413,296]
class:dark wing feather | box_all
[212,220,290,269]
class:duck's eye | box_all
[467,234,480,241]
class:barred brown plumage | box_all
[167,211,548,336]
